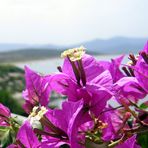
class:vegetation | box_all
[0,64,64,116]
[0,64,26,116]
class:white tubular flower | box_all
[127,61,133,66]
[36,106,48,121]
[28,106,38,119]
[28,106,48,128]
[61,46,86,61]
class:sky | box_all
[0,0,148,45]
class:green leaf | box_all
[85,139,107,148]
[138,132,148,148]
[139,103,148,110]
[0,126,15,148]
[0,126,10,138]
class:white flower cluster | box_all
[28,106,47,128]
[61,46,86,61]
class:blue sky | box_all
[0,0,148,45]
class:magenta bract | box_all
[0,103,11,126]
[3,42,148,148]
[41,99,88,148]
[23,66,51,113]
[115,135,141,148]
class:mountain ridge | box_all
[73,36,147,54]
[0,37,147,54]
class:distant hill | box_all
[0,48,98,63]
[0,37,147,54]
[74,37,147,54]
[0,37,147,62]
[0,49,62,63]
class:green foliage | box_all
[0,118,20,148]
[138,132,148,148]
[0,64,24,76]
[0,126,15,148]
[0,90,26,116]
[0,64,24,91]
[139,103,148,110]
[0,64,26,116]
[0,64,64,115]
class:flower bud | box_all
[124,112,131,120]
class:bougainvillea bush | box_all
[0,42,148,148]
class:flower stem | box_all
[77,59,86,86]
[121,99,148,127]
[67,56,81,85]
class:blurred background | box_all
[0,0,148,115]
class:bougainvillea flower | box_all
[134,41,148,93]
[113,77,146,104]
[98,55,125,83]
[3,44,148,148]
[8,121,40,148]
[49,48,113,117]
[100,107,123,141]
[50,70,112,116]
[60,48,113,91]
[101,107,139,142]
[22,66,51,113]
[0,103,11,126]
[115,134,141,148]
[134,62,148,93]
[40,99,90,148]
[62,53,106,83]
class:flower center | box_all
[61,46,87,86]
[61,46,85,61]
[28,106,48,126]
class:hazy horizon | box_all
[0,0,148,45]
[0,36,147,45]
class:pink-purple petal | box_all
[23,66,51,113]
[115,135,141,148]
[17,121,40,148]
